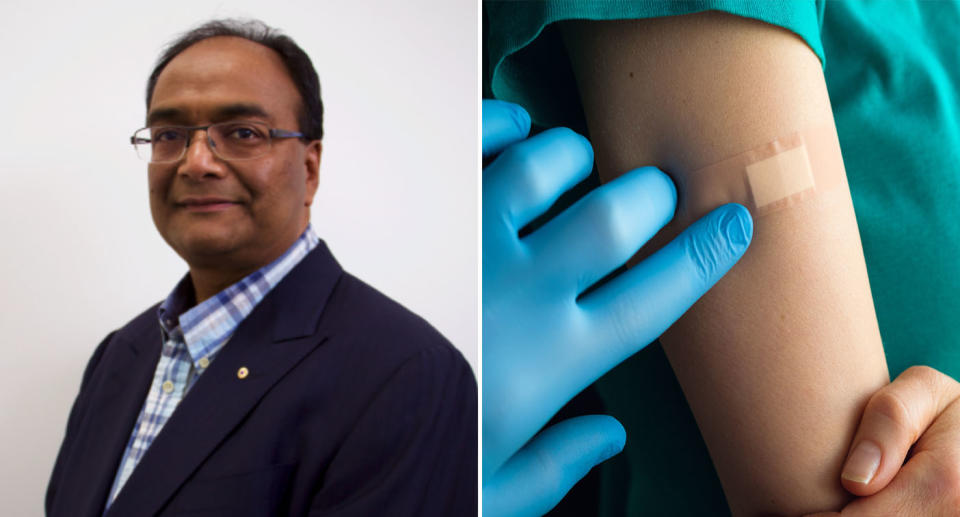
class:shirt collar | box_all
[157,223,320,366]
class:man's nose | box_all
[178,129,227,179]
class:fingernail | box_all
[722,204,752,252]
[841,440,882,484]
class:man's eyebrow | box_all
[146,107,185,126]
[211,103,272,122]
[146,104,272,126]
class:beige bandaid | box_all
[676,124,846,219]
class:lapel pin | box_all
[237,366,249,379]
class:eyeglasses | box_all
[130,121,305,163]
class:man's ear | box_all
[303,140,322,207]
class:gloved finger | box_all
[482,99,532,158]
[839,366,960,496]
[483,127,594,235]
[483,415,625,517]
[524,166,676,296]
[576,204,752,375]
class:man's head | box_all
[144,19,323,275]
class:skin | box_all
[807,366,960,515]
[561,11,889,515]
[147,36,321,303]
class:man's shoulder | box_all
[72,301,161,392]
[110,301,163,343]
[322,271,466,367]
[87,301,162,361]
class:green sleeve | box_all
[485,0,826,128]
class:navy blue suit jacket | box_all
[46,241,477,516]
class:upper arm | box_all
[46,331,116,513]
[561,11,889,515]
[562,10,831,186]
[309,345,477,516]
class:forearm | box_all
[562,12,889,515]
[661,181,887,514]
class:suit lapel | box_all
[55,314,161,517]
[105,241,343,517]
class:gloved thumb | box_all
[482,415,625,517]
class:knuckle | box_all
[866,389,915,437]
[901,365,960,406]
[903,365,942,386]
[496,148,554,205]
[495,127,593,204]
[581,189,634,256]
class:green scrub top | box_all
[484,1,960,515]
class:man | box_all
[46,19,476,516]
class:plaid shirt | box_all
[105,224,320,509]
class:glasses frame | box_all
[129,121,307,163]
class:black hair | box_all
[146,18,323,140]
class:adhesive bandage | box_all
[676,124,846,220]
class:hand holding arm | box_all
[806,366,960,516]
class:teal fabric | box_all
[485,0,825,129]
[484,0,960,515]
[823,2,960,382]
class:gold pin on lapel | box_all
[237,366,249,379]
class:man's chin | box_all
[171,230,248,267]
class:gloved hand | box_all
[482,99,754,516]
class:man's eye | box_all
[228,126,264,140]
[154,130,183,142]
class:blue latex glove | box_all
[482,99,754,517]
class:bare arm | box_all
[561,11,889,515]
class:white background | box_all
[0,1,477,513]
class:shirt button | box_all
[198,357,210,369]
[162,380,174,393]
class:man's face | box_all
[147,36,320,273]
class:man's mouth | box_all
[177,197,241,212]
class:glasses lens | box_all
[150,127,188,163]
[210,121,271,160]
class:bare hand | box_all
[806,366,960,516]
